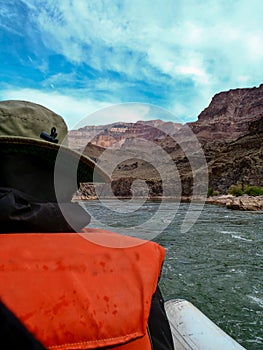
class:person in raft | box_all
[0,100,174,350]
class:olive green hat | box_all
[0,100,109,183]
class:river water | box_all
[84,200,263,349]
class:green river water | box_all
[84,201,263,349]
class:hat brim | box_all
[0,136,110,183]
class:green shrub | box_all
[228,185,244,196]
[207,188,220,197]
[244,186,263,196]
[228,184,263,196]
[207,188,213,197]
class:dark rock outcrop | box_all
[207,115,263,193]
[189,84,263,141]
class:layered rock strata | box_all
[69,84,263,205]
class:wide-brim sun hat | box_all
[0,100,110,183]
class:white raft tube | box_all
[164,299,246,350]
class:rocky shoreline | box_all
[73,186,263,211]
[206,194,263,211]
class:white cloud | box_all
[245,33,263,60]
[0,88,111,128]
[0,87,160,128]
[2,0,263,126]
[21,0,263,92]
[76,103,151,129]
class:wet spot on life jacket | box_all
[22,311,34,322]
[100,261,106,268]
[103,296,109,303]
[135,252,140,261]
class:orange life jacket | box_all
[0,228,165,349]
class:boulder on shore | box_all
[206,194,234,206]
[226,195,263,211]
[206,194,263,210]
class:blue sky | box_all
[1,0,263,128]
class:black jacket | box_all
[0,187,90,233]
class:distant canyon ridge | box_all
[68,84,263,199]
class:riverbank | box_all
[72,181,263,210]
[206,194,263,211]
[73,189,263,211]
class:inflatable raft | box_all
[165,299,246,350]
